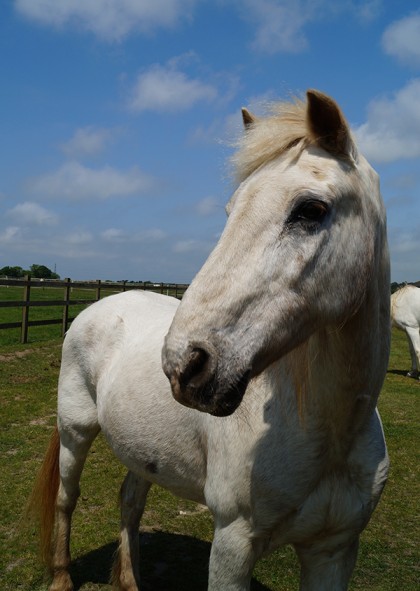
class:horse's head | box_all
[162,90,389,417]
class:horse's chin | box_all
[170,371,251,417]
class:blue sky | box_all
[1,1,419,283]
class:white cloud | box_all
[231,0,383,54]
[173,239,212,253]
[173,240,198,253]
[65,230,94,244]
[14,0,384,52]
[0,226,21,243]
[6,201,58,225]
[128,64,218,113]
[243,0,311,54]
[101,228,127,242]
[61,127,115,158]
[14,0,197,42]
[353,79,420,163]
[102,227,167,242]
[382,12,420,67]
[28,161,156,200]
[195,197,220,216]
[354,0,382,23]
[135,228,166,241]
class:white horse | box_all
[30,90,390,591]
[391,285,420,378]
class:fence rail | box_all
[0,277,188,343]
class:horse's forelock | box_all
[231,97,310,183]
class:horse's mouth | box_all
[171,370,251,417]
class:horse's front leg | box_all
[112,471,152,591]
[208,517,261,591]
[295,537,359,591]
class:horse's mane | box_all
[231,94,360,183]
[232,97,310,183]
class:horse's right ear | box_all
[306,90,355,159]
[241,107,257,129]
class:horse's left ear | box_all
[241,107,257,129]
[306,90,355,158]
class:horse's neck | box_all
[279,291,390,460]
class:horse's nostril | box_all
[179,347,211,389]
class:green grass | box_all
[0,329,418,590]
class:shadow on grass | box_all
[70,531,271,591]
[387,368,419,379]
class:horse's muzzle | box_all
[162,341,251,417]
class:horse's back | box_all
[391,286,420,329]
[64,289,179,354]
[69,289,179,333]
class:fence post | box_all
[21,275,30,344]
[123,280,127,292]
[62,278,71,336]
[96,279,101,301]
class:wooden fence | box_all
[0,277,189,344]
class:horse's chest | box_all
[205,418,324,526]
[264,468,371,552]
[250,451,324,532]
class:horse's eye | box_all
[289,200,329,226]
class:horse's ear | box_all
[306,90,354,157]
[241,107,257,129]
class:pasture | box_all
[0,328,418,590]
[0,284,98,346]
[0,282,187,346]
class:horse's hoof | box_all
[406,370,419,379]
[49,570,74,591]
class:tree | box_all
[29,264,60,279]
[391,281,407,294]
[0,266,25,277]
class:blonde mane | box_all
[232,97,310,183]
[232,94,357,183]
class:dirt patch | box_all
[0,343,62,363]
[29,417,51,426]
[12,375,40,384]
[0,349,32,362]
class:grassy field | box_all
[0,285,183,347]
[0,285,107,347]
[0,326,418,590]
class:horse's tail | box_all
[27,425,61,569]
